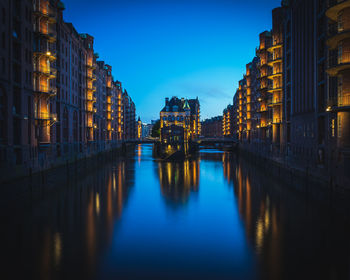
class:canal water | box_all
[2,144,350,280]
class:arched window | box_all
[63,107,68,141]
[73,110,78,141]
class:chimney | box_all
[165,97,169,105]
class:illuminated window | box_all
[331,118,335,138]
[338,116,342,138]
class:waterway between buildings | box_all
[1,144,350,280]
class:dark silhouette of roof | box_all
[161,96,199,113]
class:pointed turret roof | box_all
[183,99,191,110]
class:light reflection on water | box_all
[1,144,350,280]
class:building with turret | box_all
[159,97,200,144]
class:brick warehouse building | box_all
[0,0,137,180]
[201,116,222,138]
[223,0,350,188]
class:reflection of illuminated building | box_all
[137,117,142,139]
[222,152,234,183]
[22,155,136,279]
[223,154,282,278]
[157,159,200,206]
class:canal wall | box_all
[0,142,134,185]
[237,145,350,214]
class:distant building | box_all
[142,123,153,138]
[137,117,142,139]
[223,105,234,138]
[159,97,200,143]
[201,116,223,138]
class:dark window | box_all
[2,32,5,49]
[63,107,68,141]
[0,87,6,141]
[1,57,5,73]
[2,7,5,24]
[73,111,78,141]
[27,96,31,144]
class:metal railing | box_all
[269,98,283,105]
[35,112,57,120]
[272,118,282,124]
[328,95,350,107]
[34,85,56,95]
[87,85,97,91]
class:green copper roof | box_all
[183,99,190,110]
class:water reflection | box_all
[1,146,350,280]
[2,154,135,280]
[156,159,200,207]
[221,151,350,280]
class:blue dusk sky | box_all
[63,0,281,122]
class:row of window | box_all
[163,116,185,121]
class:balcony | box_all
[256,45,270,55]
[268,86,283,93]
[272,118,282,124]
[86,63,97,70]
[259,106,268,112]
[33,6,56,23]
[258,68,272,79]
[268,98,283,106]
[267,43,283,53]
[34,85,57,96]
[327,54,350,76]
[34,66,56,78]
[267,57,283,67]
[260,83,272,91]
[87,85,97,92]
[268,71,283,80]
[33,48,57,60]
[327,95,350,111]
[87,73,96,81]
[326,0,350,21]
[327,23,350,49]
[49,67,57,78]
[35,28,57,42]
[35,112,57,121]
